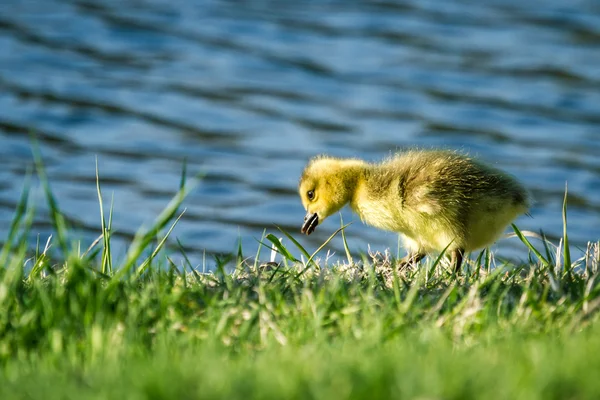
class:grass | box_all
[0,156,600,399]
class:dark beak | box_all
[301,212,319,235]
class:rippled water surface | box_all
[1,0,599,264]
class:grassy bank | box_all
[1,159,600,399]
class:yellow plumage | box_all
[298,149,531,270]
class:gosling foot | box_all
[397,253,426,270]
[451,248,465,273]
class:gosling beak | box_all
[301,212,319,235]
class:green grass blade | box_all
[275,226,311,262]
[0,170,32,268]
[80,234,103,260]
[179,158,187,190]
[339,214,353,265]
[511,224,549,267]
[95,157,111,275]
[427,240,454,277]
[265,234,299,263]
[235,232,244,275]
[109,174,197,285]
[106,193,114,274]
[18,199,39,279]
[540,230,555,268]
[295,223,352,278]
[32,141,69,256]
[176,238,194,273]
[485,247,492,274]
[308,223,353,264]
[253,229,267,270]
[562,183,572,276]
[134,209,187,278]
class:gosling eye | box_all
[307,190,315,201]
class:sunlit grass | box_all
[0,155,599,399]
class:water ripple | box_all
[0,0,599,264]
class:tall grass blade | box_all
[106,193,115,273]
[179,158,187,190]
[265,234,299,263]
[80,233,103,260]
[16,197,37,276]
[511,224,549,267]
[32,142,69,256]
[562,184,572,276]
[339,214,353,265]
[275,226,311,262]
[235,233,244,275]
[95,157,112,275]
[540,230,555,268]
[295,223,352,279]
[109,173,197,284]
[428,240,453,277]
[134,209,187,278]
[253,229,267,270]
[485,247,492,274]
[176,238,194,272]
[0,170,32,268]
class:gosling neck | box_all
[334,159,367,207]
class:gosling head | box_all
[298,156,364,235]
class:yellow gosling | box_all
[298,149,531,271]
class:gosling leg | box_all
[397,253,426,270]
[451,248,465,273]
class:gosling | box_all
[298,149,530,271]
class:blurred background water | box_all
[1,0,599,266]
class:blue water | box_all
[1,0,599,265]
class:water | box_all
[1,0,599,266]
